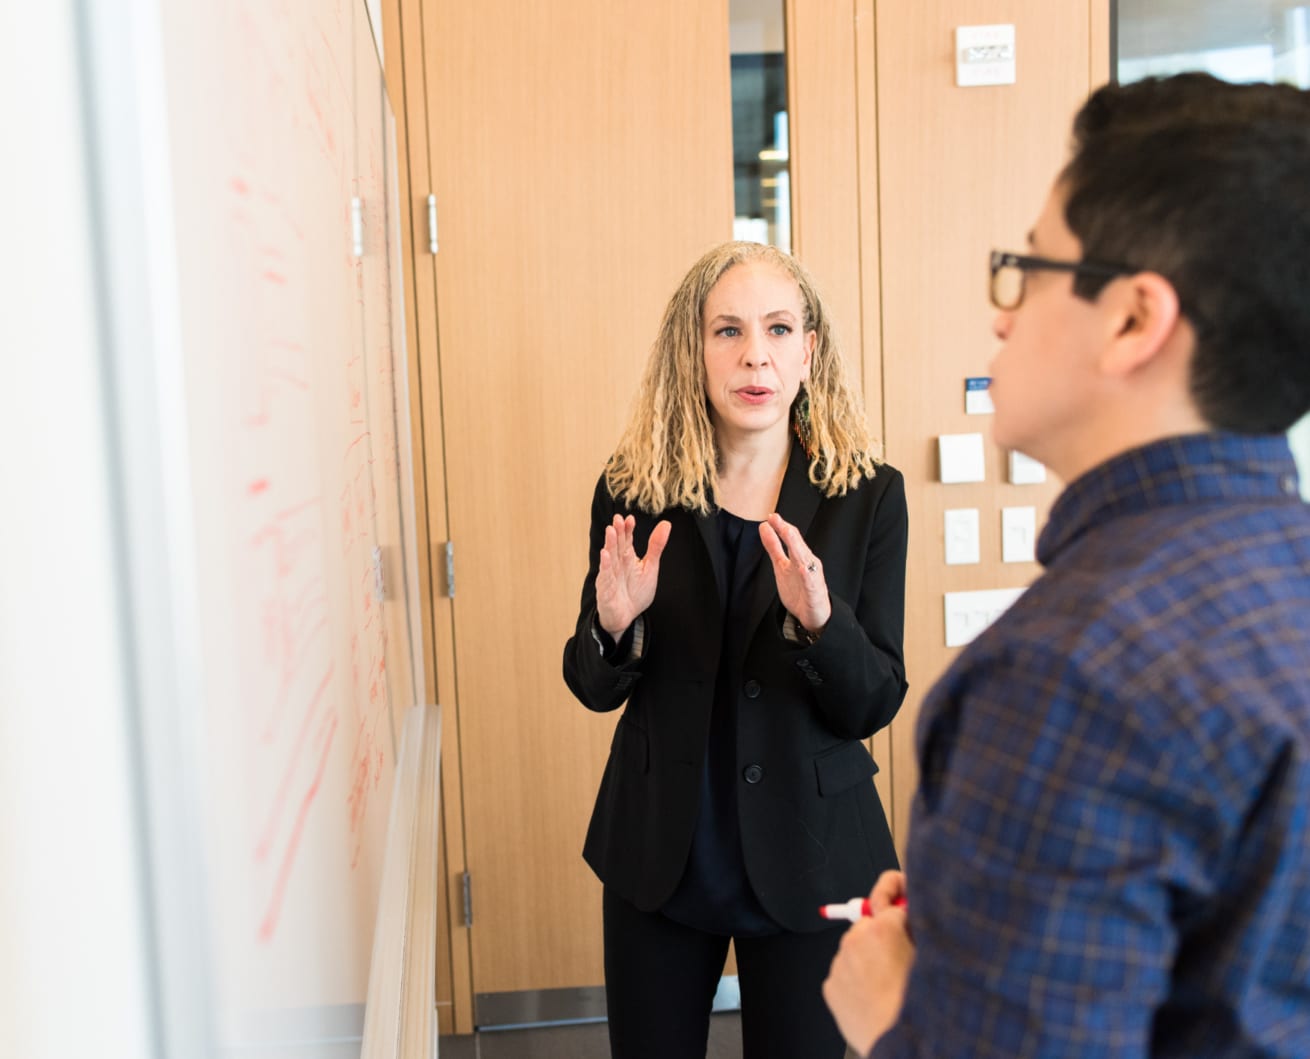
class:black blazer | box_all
[562,440,908,932]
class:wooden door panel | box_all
[426,0,733,995]
[872,1,1101,847]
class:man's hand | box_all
[823,877,915,1057]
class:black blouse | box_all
[661,508,779,937]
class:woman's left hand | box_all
[760,513,832,637]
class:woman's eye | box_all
[769,324,792,335]
[717,326,741,337]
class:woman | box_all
[562,241,907,1058]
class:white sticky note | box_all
[943,587,1026,647]
[956,24,1016,88]
[1008,450,1047,485]
[944,508,980,565]
[1001,507,1037,563]
[939,432,986,484]
[965,377,994,415]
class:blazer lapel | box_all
[692,506,726,606]
[740,440,820,645]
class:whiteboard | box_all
[142,0,420,1048]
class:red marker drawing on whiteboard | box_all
[818,895,907,922]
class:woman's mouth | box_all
[735,386,774,405]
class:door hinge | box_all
[427,193,439,254]
[461,871,473,927]
[443,540,455,598]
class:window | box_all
[1115,1,1310,496]
[730,0,791,250]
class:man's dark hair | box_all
[1062,73,1310,433]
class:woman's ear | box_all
[1100,272,1183,377]
[803,329,816,376]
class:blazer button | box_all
[742,764,764,784]
[743,679,761,699]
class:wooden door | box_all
[422,0,734,1007]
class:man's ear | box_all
[1100,272,1182,377]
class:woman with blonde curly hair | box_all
[563,241,908,1058]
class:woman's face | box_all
[701,260,815,446]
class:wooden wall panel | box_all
[788,0,863,375]
[871,1,1096,847]
[851,0,893,817]
[381,0,471,1033]
[853,0,886,430]
[788,0,897,816]
[1092,0,1113,87]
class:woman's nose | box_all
[743,330,771,366]
[992,309,1013,341]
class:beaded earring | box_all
[793,386,816,459]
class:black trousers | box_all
[602,888,848,1059]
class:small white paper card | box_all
[1002,506,1037,563]
[956,24,1016,88]
[1009,450,1047,485]
[944,587,1026,647]
[939,432,986,484]
[944,508,981,565]
[965,377,994,415]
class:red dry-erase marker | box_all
[818,895,907,922]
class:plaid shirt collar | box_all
[1037,432,1303,567]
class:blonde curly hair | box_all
[606,241,881,515]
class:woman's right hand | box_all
[867,870,907,914]
[595,514,672,641]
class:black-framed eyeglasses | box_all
[989,250,1136,311]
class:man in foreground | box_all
[824,73,1310,1057]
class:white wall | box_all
[0,2,156,1056]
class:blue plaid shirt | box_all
[875,433,1310,1058]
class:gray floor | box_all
[439,1012,743,1058]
